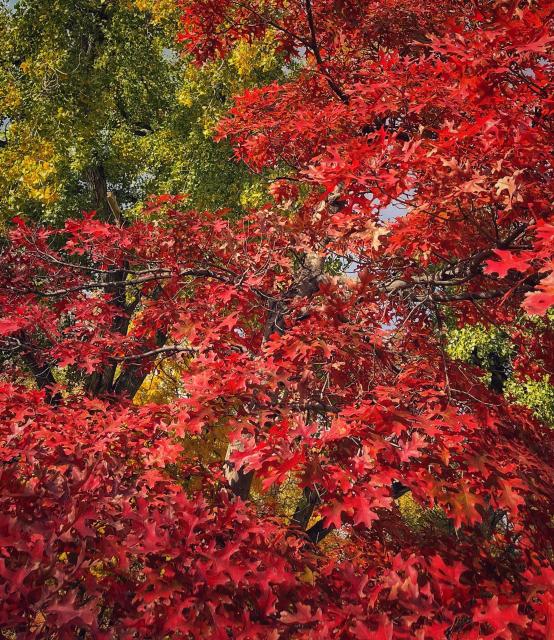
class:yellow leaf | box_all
[298,566,316,585]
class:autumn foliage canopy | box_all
[1,0,554,638]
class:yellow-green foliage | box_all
[132,0,180,23]
[447,322,553,427]
[0,1,287,223]
[505,375,554,427]
[177,31,282,132]
[133,358,229,483]
[446,323,512,383]
[398,493,452,533]
[397,492,425,529]
[133,359,185,406]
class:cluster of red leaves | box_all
[195,0,554,321]
[0,384,310,639]
[3,383,550,640]
[1,202,554,638]
[486,221,554,315]
[1,0,554,637]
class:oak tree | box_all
[0,0,553,638]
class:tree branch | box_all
[304,0,349,104]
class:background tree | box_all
[0,0,284,223]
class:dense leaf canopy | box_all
[0,0,553,638]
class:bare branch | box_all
[10,268,226,298]
[113,345,196,363]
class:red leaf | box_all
[484,249,533,278]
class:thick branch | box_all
[12,268,224,298]
[291,487,320,530]
[224,442,255,500]
[305,519,334,543]
[17,333,60,404]
[113,345,196,363]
